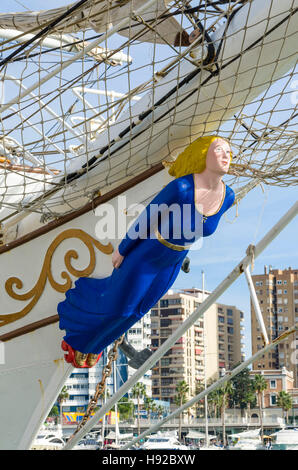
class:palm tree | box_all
[156,405,165,420]
[205,378,220,418]
[144,397,156,423]
[277,391,293,425]
[57,386,69,427]
[252,374,267,439]
[195,381,206,418]
[151,400,157,420]
[131,382,146,436]
[174,380,189,441]
[217,381,233,447]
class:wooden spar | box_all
[0,162,60,175]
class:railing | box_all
[132,416,285,427]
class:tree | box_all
[57,386,69,426]
[131,382,146,436]
[207,379,222,418]
[252,374,267,438]
[195,381,206,418]
[48,405,59,423]
[117,396,134,421]
[217,381,233,447]
[230,366,257,418]
[277,391,292,424]
[144,397,157,423]
[174,380,189,441]
[156,405,165,420]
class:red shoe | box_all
[61,341,102,368]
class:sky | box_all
[1,0,297,361]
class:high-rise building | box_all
[126,312,152,396]
[63,349,128,415]
[62,314,152,417]
[150,288,245,405]
[206,301,245,374]
[251,266,298,386]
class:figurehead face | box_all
[205,138,232,176]
[167,135,232,179]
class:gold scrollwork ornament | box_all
[0,228,113,327]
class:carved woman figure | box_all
[58,135,235,367]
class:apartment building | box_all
[150,288,245,405]
[205,302,245,375]
[62,348,128,414]
[61,314,152,415]
[251,266,298,386]
[127,311,152,396]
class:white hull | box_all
[0,0,297,450]
[0,171,170,450]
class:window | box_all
[270,380,276,389]
[284,290,287,294]
[284,281,287,285]
[277,289,282,295]
[227,309,233,316]
[270,394,277,406]
[277,280,282,285]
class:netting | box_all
[0,0,297,225]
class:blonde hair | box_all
[167,135,231,178]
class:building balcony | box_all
[65,387,89,395]
[170,357,184,366]
[62,397,89,406]
[65,378,88,386]
[167,315,184,321]
[168,369,185,376]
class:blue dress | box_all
[58,174,235,353]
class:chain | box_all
[67,335,125,441]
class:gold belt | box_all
[154,227,191,252]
